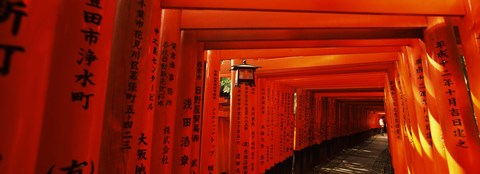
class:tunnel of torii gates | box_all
[3,1,480,174]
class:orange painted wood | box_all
[406,43,437,173]
[385,71,408,174]
[229,59,241,173]
[456,15,480,135]
[195,28,423,42]
[424,20,480,174]
[189,42,205,174]
[163,0,464,15]
[199,50,221,174]
[0,1,60,173]
[256,79,268,173]
[150,9,181,174]
[216,47,401,60]
[205,39,413,50]
[98,0,159,173]
[181,10,428,29]
[171,30,199,173]
[35,0,118,173]
[420,40,450,174]
[398,48,427,174]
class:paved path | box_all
[314,134,393,174]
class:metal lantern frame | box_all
[231,60,261,87]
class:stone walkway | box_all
[314,134,393,174]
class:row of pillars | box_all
[0,1,383,173]
[383,17,480,173]
[3,1,480,174]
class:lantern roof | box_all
[231,60,261,70]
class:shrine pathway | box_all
[313,134,393,174]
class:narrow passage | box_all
[314,135,392,174]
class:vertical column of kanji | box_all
[270,83,278,165]
[388,68,409,174]
[303,90,308,149]
[199,50,220,174]
[416,40,450,174]
[269,82,275,170]
[270,83,278,164]
[456,3,480,136]
[285,87,290,155]
[321,97,328,143]
[99,0,158,173]
[407,42,436,173]
[293,89,303,151]
[285,86,290,153]
[306,91,311,148]
[424,20,480,174]
[264,80,273,170]
[229,59,242,174]
[249,79,257,173]
[150,9,181,174]
[331,99,338,139]
[314,95,321,145]
[395,65,417,173]
[0,1,59,173]
[241,84,250,174]
[142,2,162,173]
[256,78,267,173]
[171,31,199,174]
[189,42,205,174]
[278,86,285,160]
[400,47,428,174]
[396,56,414,172]
[35,0,117,173]
[287,87,294,156]
[315,95,323,144]
[384,75,401,173]
[308,91,314,146]
[340,103,346,136]
[300,90,306,149]
[311,92,315,142]
[325,98,333,140]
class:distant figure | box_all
[379,117,385,136]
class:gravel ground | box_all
[371,149,394,174]
[313,135,393,174]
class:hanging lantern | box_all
[231,60,261,87]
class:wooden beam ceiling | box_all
[216,46,401,60]
[181,10,428,29]
[163,0,464,16]
[195,28,424,41]
[204,39,413,50]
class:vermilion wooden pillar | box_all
[229,59,241,173]
[424,18,480,174]
[265,80,273,170]
[405,43,436,173]
[384,75,403,174]
[35,0,118,173]
[456,2,480,135]
[399,48,427,174]
[151,9,181,174]
[256,78,267,173]
[0,1,60,173]
[200,50,221,174]
[171,30,200,174]
[190,41,205,174]
[386,68,408,174]
[419,39,450,174]
[294,89,305,151]
[98,0,160,173]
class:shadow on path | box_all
[313,135,393,174]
